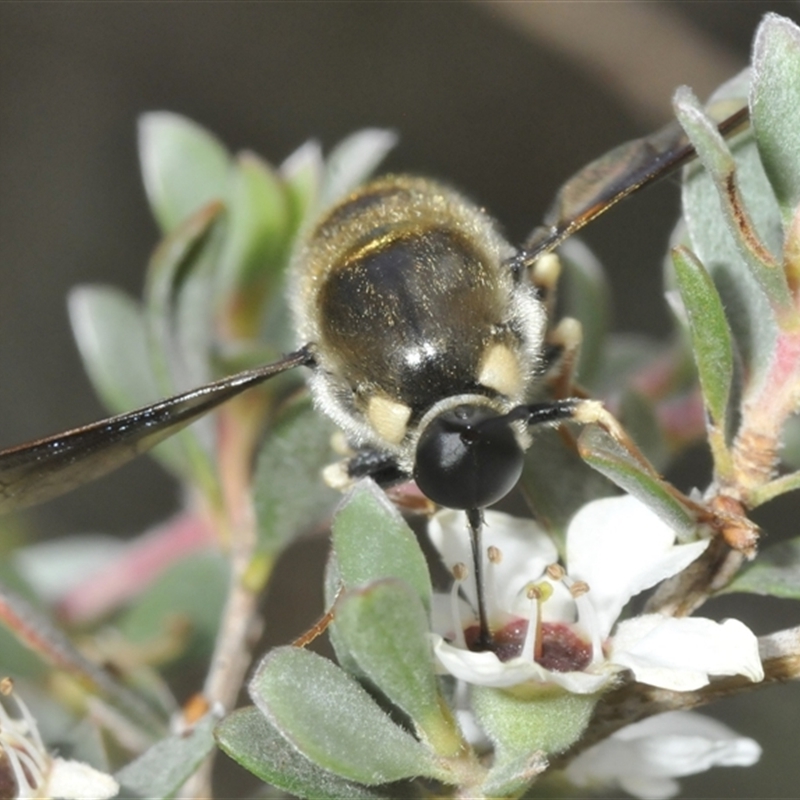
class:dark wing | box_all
[0,347,314,514]
[523,104,750,261]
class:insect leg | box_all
[322,448,408,495]
[514,397,653,475]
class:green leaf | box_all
[0,561,50,677]
[145,202,222,391]
[752,14,800,225]
[332,481,432,609]
[674,86,789,311]
[679,88,783,383]
[138,112,231,232]
[215,152,291,332]
[253,398,338,557]
[143,203,223,490]
[578,426,699,541]
[671,245,734,428]
[249,646,443,785]
[723,537,800,599]
[781,414,800,469]
[557,238,610,388]
[280,139,323,236]
[334,579,462,756]
[115,712,217,799]
[68,285,194,479]
[118,551,228,667]
[479,751,548,799]
[216,706,394,800]
[319,129,397,210]
[323,551,365,678]
[68,286,157,413]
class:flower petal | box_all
[428,510,557,613]
[566,496,709,638]
[431,635,612,693]
[47,758,120,800]
[610,614,764,690]
[565,711,761,800]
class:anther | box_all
[452,562,468,581]
[546,563,565,580]
[487,545,502,564]
[569,580,590,598]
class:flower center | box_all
[463,619,593,671]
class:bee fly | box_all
[0,105,749,649]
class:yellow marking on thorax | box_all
[367,394,413,444]
[478,343,523,398]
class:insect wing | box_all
[524,104,750,260]
[0,348,313,514]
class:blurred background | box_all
[1,3,798,797]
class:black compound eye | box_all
[413,405,524,510]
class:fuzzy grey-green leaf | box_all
[675,87,789,309]
[254,399,338,557]
[215,151,290,318]
[332,481,432,608]
[68,286,157,414]
[335,579,458,751]
[142,203,223,486]
[250,646,442,785]
[671,245,733,427]
[319,129,398,210]
[118,551,229,666]
[479,751,548,799]
[558,238,610,388]
[216,706,392,800]
[138,112,231,232]
[752,14,800,225]
[67,285,190,478]
[723,537,800,599]
[579,426,698,541]
[680,123,780,389]
[115,712,216,799]
[280,139,323,234]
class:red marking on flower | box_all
[464,619,593,672]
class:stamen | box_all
[521,581,551,662]
[569,580,590,598]
[484,545,503,624]
[546,563,565,581]
[560,574,602,663]
[0,685,46,797]
[9,746,40,794]
[8,684,46,755]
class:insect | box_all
[0,104,749,647]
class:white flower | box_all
[429,496,764,692]
[564,710,762,800]
[0,678,119,800]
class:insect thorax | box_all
[290,175,546,460]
